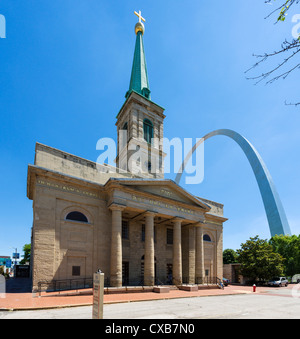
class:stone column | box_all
[109,204,125,287]
[216,227,223,280]
[195,223,205,284]
[144,211,155,286]
[173,218,183,285]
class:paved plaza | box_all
[1,280,299,319]
[1,293,300,319]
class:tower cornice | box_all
[116,90,165,121]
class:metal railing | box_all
[195,277,220,285]
[37,275,223,296]
[37,277,93,296]
[182,276,221,285]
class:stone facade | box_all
[27,16,228,293]
[27,143,227,292]
[223,263,247,284]
[116,91,166,178]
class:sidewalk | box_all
[0,279,268,311]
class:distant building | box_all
[223,263,249,285]
[0,256,11,273]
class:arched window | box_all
[143,119,153,144]
[66,211,88,223]
[203,234,212,242]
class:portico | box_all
[104,178,226,288]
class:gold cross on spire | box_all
[134,10,146,23]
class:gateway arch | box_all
[175,129,291,237]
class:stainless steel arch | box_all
[175,129,291,237]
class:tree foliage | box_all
[266,0,299,23]
[223,249,239,264]
[19,244,31,265]
[236,235,285,282]
[269,234,300,276]
[246,0,300,105]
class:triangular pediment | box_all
[107,178,210,211]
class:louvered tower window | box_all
[143,118,153,144]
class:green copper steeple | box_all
[125,11,151,100]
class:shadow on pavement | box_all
[6,278,32,293]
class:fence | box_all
[37,275,222,296]
[37,277,93,296]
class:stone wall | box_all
[34,143,143,187]
[31,175,110,292]
[29,144,226,291]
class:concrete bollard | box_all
[92,271,105,319]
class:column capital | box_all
[194,220,206,227]
[144,211,157,217]
[108,203,126,212]
[172,217,184,224]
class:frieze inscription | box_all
[131,194,194,215]
[37,179,99,199]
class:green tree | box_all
[236,235,285,282]
[19,244,31,265]
[269,234,300,276]
[223,249,239,264]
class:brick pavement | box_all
[0,281,272,311]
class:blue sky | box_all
[0,0,299,260]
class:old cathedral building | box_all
[27,12,227,292]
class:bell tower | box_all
[116,10,166,178]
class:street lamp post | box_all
[11,247,18,267]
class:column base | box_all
[110,277,122,288]
[144,278,155,287]
[172,278,183,286]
